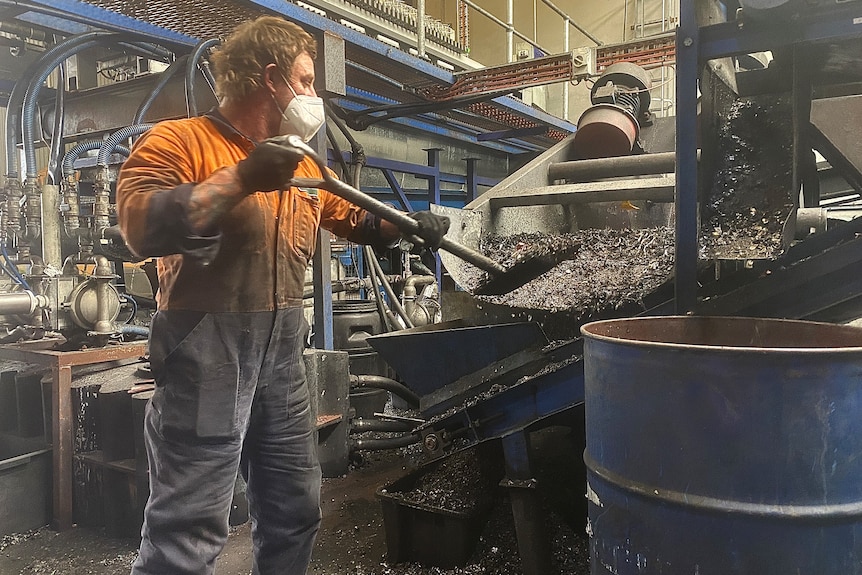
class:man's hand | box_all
[408,211,450,250]
[236,140,304,194]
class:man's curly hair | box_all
[210,16,317,101]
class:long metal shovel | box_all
[278,135,575,295]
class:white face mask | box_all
[276,81,325,142]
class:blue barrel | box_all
[581,316,862,575]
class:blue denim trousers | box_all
[131,307,321,575]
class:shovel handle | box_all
[288,167,506,276]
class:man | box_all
[116,15,449,575]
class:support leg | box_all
[501,431,555,575]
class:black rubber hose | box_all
[350,434,420,451]
[351,374,420,408]
[350,418,415,434]
[186,38,220,117]
[325,125,350,178]
[134,54,189,124]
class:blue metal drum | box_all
[581,316,862,575]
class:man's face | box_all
[278,52,316,104]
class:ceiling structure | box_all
[1,0,581,155]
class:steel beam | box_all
[675,0,699,314]
[486,176,675,209]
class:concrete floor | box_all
[0,427,590,575]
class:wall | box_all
[422,0,678,122]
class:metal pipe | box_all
[285,136,507,276]
[623,0,628,42]
[506,0,514,63]
[350,434,420,451]
[548,151,681,182]
[350,374,420,408]
[91,255,117,335]
[368,250,415,329]
[40,184,62,270]
[364,246,397,332]
[350,417,415,433]
[563,21,570,121]
[416,0,426,59]
[0,291,48,315]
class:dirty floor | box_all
[0,427,590,575]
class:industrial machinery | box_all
[358,2,862,573]
[5,0,862,570]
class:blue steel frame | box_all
[327,149,499,289]
[16,0,576,153]
[12,0,197,47]
[675,0,862,314]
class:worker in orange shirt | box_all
[116,15,448,575]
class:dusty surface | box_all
[0,429,590,575]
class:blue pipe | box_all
[21,35,172,178]
[120,324,149,338]
[186,38,220,117]
[97,125,153,167]
[46,41,65,186]
[21,33,124,178]
[62,141,131,179]
[5,31,111,178]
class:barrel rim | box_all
[585,452,862,520]
[580,315,862,353]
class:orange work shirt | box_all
[117,112,381,312]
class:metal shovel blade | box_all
[473,243,581,295]
[430,205,579,295]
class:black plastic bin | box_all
[376,448,502,568]
[0,435,51,536]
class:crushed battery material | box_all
[458,228,674,314]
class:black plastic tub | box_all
[0,435,51,536]
[376,448,502,568]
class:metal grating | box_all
[85,0,266,40]
[596,33,676,72]
[79,0,571,147]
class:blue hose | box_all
[6,31,111,177]
[97,125,153,167]
[0,243,30,291]
[133,54,189,124]
[21,33,123,178]
[62,141,131,178]
[120,324,150,339]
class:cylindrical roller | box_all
[0,291,47,315]
[572,104,640,160]
[548,151,677,182]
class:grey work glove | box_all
[236,139,303,193]
[408,211,450,250]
